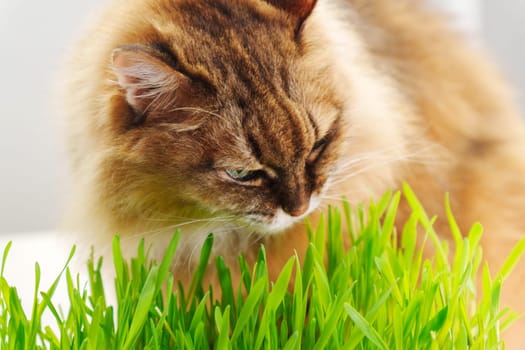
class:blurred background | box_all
[0,0,524,235]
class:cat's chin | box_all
[241,210,298,235]
[245,197,322,235]
[256,209,302,234]
[242,207,315,235]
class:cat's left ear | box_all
[111,45,191,123]
[265,0,317,24]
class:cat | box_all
[62,0,525,346]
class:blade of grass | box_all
[344,303,388,350]
[497,237,525,281]
[187,234,214,301]
[231,277,266,343]
[1,241,12,278]
[122,266,159,350]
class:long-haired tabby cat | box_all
[63,0,525,346]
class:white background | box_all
[0,1,524,235]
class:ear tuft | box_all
[111,46,186,119]
[265,0,317,23]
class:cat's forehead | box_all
[149,0,299,83]
[155,0,297,58]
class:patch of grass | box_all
[1,185,524,349]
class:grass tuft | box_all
[0,187,523,349]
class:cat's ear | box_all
[265,0,317,23]
[111,45,190,121]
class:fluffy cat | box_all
[63,0,525,346]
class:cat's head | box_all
[100,0,350,233]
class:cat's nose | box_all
[281,173,310,217]
[284,202,309,217]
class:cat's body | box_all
[63,0,525,346]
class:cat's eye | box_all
[224,169,265,186]
[307,139,328,165]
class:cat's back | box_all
[363,0,525,139]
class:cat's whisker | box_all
[318,195,349,201]
[329,145,445,185]
[184,222,218,271]
[332,154,413,175]
[142,214,237,224]
[322,182,384,203]
[330,160,396,184]
[333,141,445,172]
[117,216,238,245]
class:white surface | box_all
[0,231,83,323]
[482,0,525,111]
[427,0,481,35]
[0,0,106,234]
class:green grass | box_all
[1,184,525,349]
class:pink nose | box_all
[286,203,309,217]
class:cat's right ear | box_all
[111,46,190,122]
[265,0,317,24]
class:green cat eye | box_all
[307,138,328,165]
[225,169,261,183]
